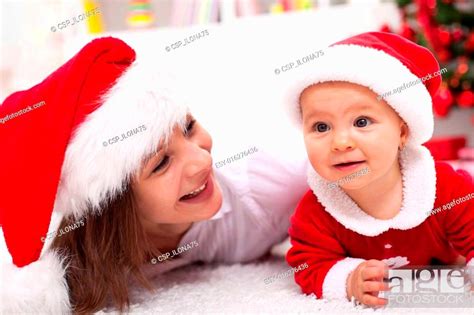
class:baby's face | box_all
[299,81,408,189]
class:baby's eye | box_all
[354,117,372,128]
[313,122,330,133]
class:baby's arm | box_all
[286,191,388,306]
[435,163,474,269]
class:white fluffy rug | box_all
[97,257,473,315]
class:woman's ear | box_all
[399,121,409,150]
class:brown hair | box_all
[50,185,159,314]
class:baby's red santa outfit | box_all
[284,32,474,301]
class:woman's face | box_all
[132,115,223,227]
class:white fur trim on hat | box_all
[307,145,436,236]
[54,59,189,219]
[322,257,365,301]
[468,258,474,267]
[286,44,434,147]
[0,249,70,314]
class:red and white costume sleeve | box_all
[286,145,474,301]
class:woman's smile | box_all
[179,172,215,204]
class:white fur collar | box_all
[307,145,436,236]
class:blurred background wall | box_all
[1,0,473,172]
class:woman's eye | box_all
[313,122,330,133]
[184,119,196,136]
[354,117,372,128]
[152,156,170,173]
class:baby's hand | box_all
[346,259,390,307]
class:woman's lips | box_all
[179,174,214,204]
[333,161,366,171]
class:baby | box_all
[285,32,474,307]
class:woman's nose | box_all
[182,141,212,179]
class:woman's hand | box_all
[346,259,390,307]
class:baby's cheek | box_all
[306,146,324,168]
[376,126,403,152]
[376,144,399,168]
[304,135,337,180]
[366,156,397,183]
[308,154,336,182]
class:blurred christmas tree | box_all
[381,0,474,117]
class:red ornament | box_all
[437,49,452,62]
[433,84,454,117]
[465,32,474,52]
[456,58,469,75]
[457,90,474,108]
[380,24,391,33]
[401,23,416,41]
[452,26,463,41]
[438,27,451,46]
[450,77,460,88]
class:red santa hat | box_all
[286,31,442,147]
[0,37,189,313]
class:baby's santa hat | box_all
[286,31,442,147]
[0,37,188,313]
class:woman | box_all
[0,37,308,313]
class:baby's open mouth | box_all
[334,161,365,167]
[333,160,366,171]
